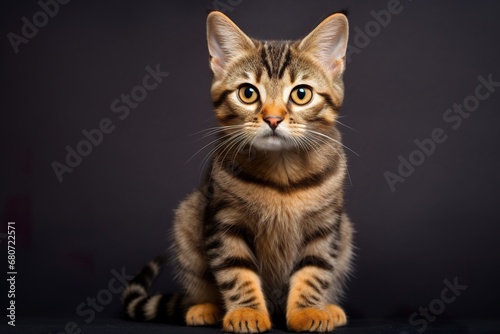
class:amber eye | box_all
[290,86,313,105]
[238,84,259,104]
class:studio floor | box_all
[2,317,500,334]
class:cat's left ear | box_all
[207,11,254,78]
[299,13,349,76]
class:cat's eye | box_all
[290,86,313,105]
[238,84,259,104]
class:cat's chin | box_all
[252,135,293,151]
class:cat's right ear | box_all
[299,13,349,77]
[206,11,254,78]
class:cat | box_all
[122,10,354,333]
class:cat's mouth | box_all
[253,129,292,150]
[261,128,288,140]
[266,131,283,138]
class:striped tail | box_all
[122,253,186,324]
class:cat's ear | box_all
[299,13,349,76]
[207,11,254,78]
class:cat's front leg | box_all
[286,238,347,332]
[205,218,271,333]
[216,268,271,333]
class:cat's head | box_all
[206,11,348,152]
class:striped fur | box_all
[123,11,354,333]
[122,254,185,323]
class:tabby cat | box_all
[122,10,354,333]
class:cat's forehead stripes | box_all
[260,41,293,80]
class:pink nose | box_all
[264,116,283,130]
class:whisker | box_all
[298,135,321,154]
[186,130,241,164]
[201,132,243,166]
[335,120,358,132]
[189,125,245,138]
[203,115,217,122]
[305,133,354,186]
[198,132,246,180]
[218,133,248,172]
[230,134,254,168]
[307,130,359,156]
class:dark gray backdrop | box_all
[1,0,499,324]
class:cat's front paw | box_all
[325,304,347,326]
[222,307,271,333]
[287,304,347,332]
[185,303,221,326]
